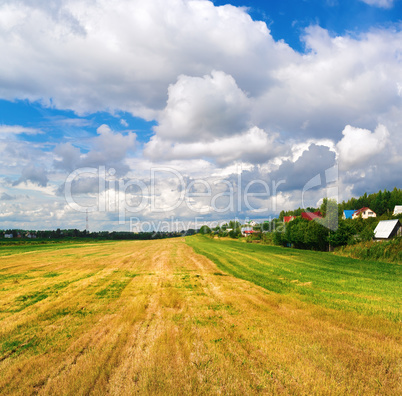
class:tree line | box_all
[201,188,402,252]
[270,188,402,251]
[0,228,197,241]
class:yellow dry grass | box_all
[0,238,401,395]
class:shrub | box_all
[335,237,402,263]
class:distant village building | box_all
[342,210,356,220]
[241,227,255,236]
[393,206,402,216]
[4,234,13,239]
[342,207,377,220]
[283,212,322,223]
[374,219,402,240]
[241,220,259,236]
[301,211,323,221]
[352,207,376,220]
[283,216,296,223]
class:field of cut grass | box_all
[0,237,401,395]
[0,239,111,257]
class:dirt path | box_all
[0,238,400,395]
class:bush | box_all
[199,225,211,235]
[335,237,402,263]
[261,233,275,245]
[273,229,287,247]
[228,228,241,238]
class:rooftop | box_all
[374,219,401,239]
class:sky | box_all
[0,0,401,231]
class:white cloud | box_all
[53,142,81,172]
[1,1,401,146]
[359,0,395,8]
[144,70,285,165]
[145,127,281,165]
[0,0,294,116]
[254,26,402,140]
[336,124,390,170]
[0,125,42,135]
[267,144,337,192]
[155,71,251,142]
[87,124,136,164]
[54,124,137,175]
[120,119,129,127]
[12,164,49,187]
[0,139,53,183]
[0,192,16,201]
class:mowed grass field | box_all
[0,237,401,395]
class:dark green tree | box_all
[199,225,212,235]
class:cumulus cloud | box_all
[155,71,251,142]
[54,124,137,174]
[12,164,49,187]
[1,1,402,146]
[145,70,284,165]
[53,142,81,173]
[145,127,281,165]
[343,162,402,198]
[268,144,337,192]
[336,124,390,170]
[56,175,101,197]
[0,0,294,116]
[0,192,16,201]
[254,26,402,140]
[0,138,53,189]
[359,0,395,8]
[83,124,136,167]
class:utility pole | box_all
[86,209,89,233]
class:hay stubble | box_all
[0,238,400,395]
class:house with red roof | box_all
[301,211,323,221]
[241,226,256,236]
[283,216,296,223]
[352,207,376,220]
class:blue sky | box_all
[0,0,401,231]
[214,0,402,50]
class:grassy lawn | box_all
[187,236,402,322]
[0,237,400,395]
